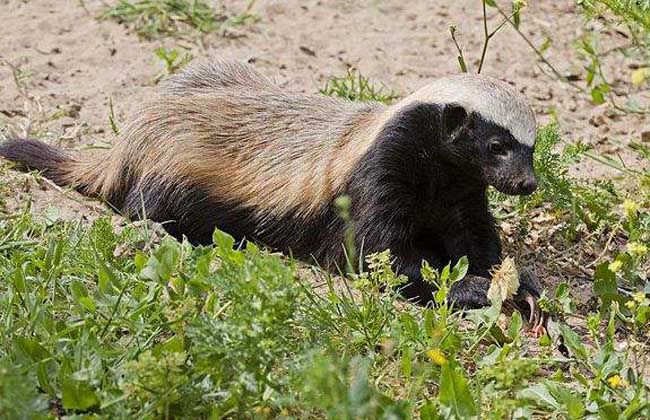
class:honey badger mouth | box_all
[490,175,538,196]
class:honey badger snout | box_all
[515,174,538,195]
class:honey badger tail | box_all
[0,138,75,187]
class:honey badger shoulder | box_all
[0,60,541,312]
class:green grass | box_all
[101,0,257,40]
[320,69,400,104]
[0,123,649,418]
[153,46,194,83]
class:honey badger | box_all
[0,60,544,323]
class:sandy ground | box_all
[0,1,647,273]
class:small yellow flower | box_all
[607,375,622,387]
[254,406,272,414]
[607,374,629,388]
[608,260,623,273]
[627,242,648,256]
[625,300,636,310]
[633,291,646,303]
[427,348,448,366]
[623,199,640,218]
[631,68,650,86]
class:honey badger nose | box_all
[517,178,538,195]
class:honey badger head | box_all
[397,74,538,195]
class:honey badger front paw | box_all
[448,275,491,309]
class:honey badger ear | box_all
[442,103,468,140]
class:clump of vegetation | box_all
[467,0,650,113]
[101,0,258,40]
[320,69,400,104]
[577,0,650,111]
[0,177,648,417]
[153,46,194,82]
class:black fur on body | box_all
[0,60,542,313]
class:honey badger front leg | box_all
[440,192,503,309]
[350,183,544,327]
[441,193,545,328]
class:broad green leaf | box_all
[420,401,443,420]
[508,304,523,340]
[489,323,512,345]
[593,263,621,308]
[134,250,147,271]
[98,260,120,294]
[213,229,246,264]
[558,324,588,361]
[78,296,96,313]
[547,383,585,419]
[36,361,56,396]
[69,279,88,300]
[14,337,51,362]
[449,256,469,284]
[440,263,451,283]
[140,238,180,283]
[570,367,589,387]
[61,379,100,411]
[439,361,477,418]
[213,228,235,250]
[153,335,185,356]
[591,87,606,104]
[11,266,26,294]
[598,401,621,420]
[518,383,560,410]
[590,83,609,105]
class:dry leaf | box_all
[488,256,520,304]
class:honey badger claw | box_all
[512,269,549,336]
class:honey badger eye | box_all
[488,140,507,156]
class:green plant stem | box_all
[477,0,490,74]
[450,26,469,72]
[492,3,586,93]
[477,2,519,74]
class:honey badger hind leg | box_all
[120,176,258,247]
